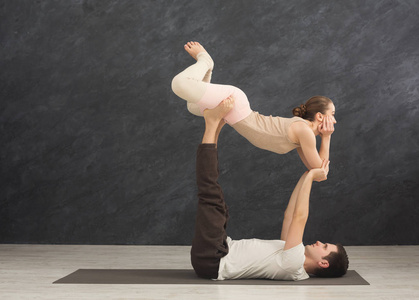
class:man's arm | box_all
[283,160,329,251]
[281,172,308,241]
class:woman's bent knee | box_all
[171,75,207,103]
[171,74,186,98]
[171,75,199,102]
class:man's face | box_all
[305,241,338,262]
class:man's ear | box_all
[318,260,330,269]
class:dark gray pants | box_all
[190,144,229,279]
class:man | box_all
[190,97,349,281]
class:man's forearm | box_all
[284,173,308,216]
[281,172,308,240]
[292,173,314,219]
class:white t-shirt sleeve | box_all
[279,243,308,280]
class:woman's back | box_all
[232,112,309,154]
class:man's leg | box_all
[190,98,234,279]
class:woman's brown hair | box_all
[292,96,333,121]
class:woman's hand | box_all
[318,115,335,137]
[308,159,330,182]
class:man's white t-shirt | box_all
[217,237,309,281]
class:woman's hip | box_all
[197,83,252,124]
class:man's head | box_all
[305,241,349,277]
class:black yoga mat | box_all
[53,269,369,285]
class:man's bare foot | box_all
[184,41,208,60]
[203,96,235,124]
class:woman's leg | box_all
[187,102,204,117]
[171,42,214,104]
[172,42,252,123]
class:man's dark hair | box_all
[313,244,349,278]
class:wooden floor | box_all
[1,244,418,299]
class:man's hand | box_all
[318,116,335,137]
[308,159,330,182]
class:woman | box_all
[171,41,336,169]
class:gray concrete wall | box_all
[1,0,418,245]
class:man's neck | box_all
[303,256,316,274]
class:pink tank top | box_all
[232,112,309,154]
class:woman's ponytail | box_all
[292,104,307,118]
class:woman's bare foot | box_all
[184,41,208,60]
[184,41,214,77]
[203,96,235,124]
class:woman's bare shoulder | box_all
[288,120,312,144]
[289,120,311,133]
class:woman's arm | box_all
[293,117,335,169]
[318,135,331,162]
[317,116,335,162]
[297,147,311,170]
[295,124,323,169]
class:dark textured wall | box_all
[1,0,418,245]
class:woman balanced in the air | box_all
[171,41,336,169]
